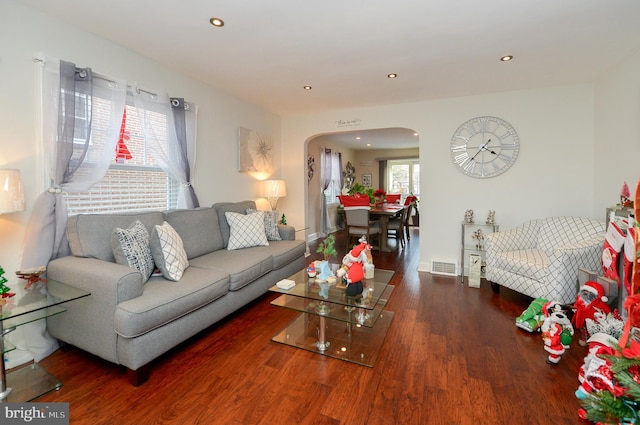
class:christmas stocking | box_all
[602,221,625,283]
[623,216,635,295]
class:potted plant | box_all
[410,196,419,226]
[316,234,338,261]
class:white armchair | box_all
[484,216,605,304]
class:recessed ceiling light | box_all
[366,143,371,147]
[303,86,312,90]
[356,136,361,140]
[210,17,224,27]
[500,55,513,62]
[387,73,398,78]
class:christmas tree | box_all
[0,265,15,302]
[578,340,640,424]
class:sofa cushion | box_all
[494,249,549,282]
[164,207,224,258]
[68,211,164,262]
[114,266,230,338]
[246,208,282,241]
[213,201,257,247]
[150,221,189,281]
[189,248,273,291]
[111,220,155,283]
[225,211,269,250]
[251,240,307,269]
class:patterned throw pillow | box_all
[111,220,155,283]
[225,211,269,250]
[150,221,189,281]
[246,208,282,241]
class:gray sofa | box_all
[46,201,306,385]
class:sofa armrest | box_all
[277,224,296,241]
[47,256,144,304]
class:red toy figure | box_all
[336,241,369,296]
[572,281,611,345]
[542,321,565,364]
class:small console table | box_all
[1,279,90,402]
[269,265,394,367]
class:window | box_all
[64,101,178,215]
[323,152,342,204]
[387,158,420,199]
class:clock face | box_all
[450,116,520,178]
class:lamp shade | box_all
[262,180,286,198]
[0,169,25,214]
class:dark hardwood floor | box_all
[32,228,588,424]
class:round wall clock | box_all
[450,116,520,178]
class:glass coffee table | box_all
[1,279,91,401]
[269,265,394,367]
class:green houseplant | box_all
[316,234,338,261]
[411,196,419,226]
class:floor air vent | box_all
[431,261,457,276]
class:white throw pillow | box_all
[225,211,269,250]
[111,220,155,283]
[150,221,189,281]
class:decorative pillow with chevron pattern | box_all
[111,220,155,283]
[225,211,269,250]
[150,221,189,281]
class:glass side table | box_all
[1,279,90,402]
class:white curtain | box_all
[132,88,199,209]
[7,57,127,368]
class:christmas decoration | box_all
[515,297,548,332]
[541,301,574,363]
[0,265,15,305]
[602,220,626,284]
[585,311,625,342]
[115,108,132,163]
[16,265,47,289]
[634,178,640,295]
[624,215,636,296]
[573,281,611,345]
[619,181,633,209]
[578,295,640,424]
[336,238,371,296]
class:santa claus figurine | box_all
[572,281,611,345]
[575,332,618,400]
[336,241,370,296]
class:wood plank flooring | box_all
[32,228,588,424]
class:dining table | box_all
[339,203,407,252]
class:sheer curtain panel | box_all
[132,89,199,209]
[10,57,127,367]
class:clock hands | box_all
[470,139,498,161]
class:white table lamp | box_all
[0,169,25,214]
[262,180,286,211]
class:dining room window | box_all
[387,159,420,199]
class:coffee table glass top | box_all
[269,264,394,310]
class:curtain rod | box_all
[32,56,158,98]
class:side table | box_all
[1,279,90,402]
[460,222,499,283]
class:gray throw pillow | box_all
[246,208,282,241]
[111,220,155,283]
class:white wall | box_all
[0,1,281,275]
[594,49,640,216]
[283,85,597,272]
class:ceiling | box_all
[17,0,640,149]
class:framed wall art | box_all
[362,174,372,187]
[238,127,273,174]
